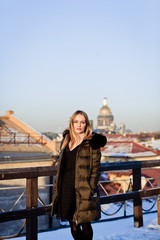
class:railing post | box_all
[133,168,143,227]
[28,133,30,145]
[49,176,53,229]
[14,133,16,145]
[158,195,160,225]
[124,201,126,217]
[26,177,38,240]
[158,179,160,225]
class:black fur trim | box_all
[90,133,107,149]
[62,130,107,149]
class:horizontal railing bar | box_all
[0,166,58,180]
[0,184,53,190]
[1,160,160,180]
[0,159,54,164]
[101,160,160,171]
[0,154,53,160]
[0,186,26,190]
[100,188,160,204]
[0,206,51,223]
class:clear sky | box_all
[1,0,160,133]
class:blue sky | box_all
[1,0,160,133]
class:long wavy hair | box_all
[61,110,92,150]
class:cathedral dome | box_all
[99,105,112,115]
[97,97,115,132]
[99,98,112,115]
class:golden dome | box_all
[99,105,111,115]
[99,98,112,115]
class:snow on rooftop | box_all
[10,212,160,240]
[151,139,160,150]
[101,141,157,158]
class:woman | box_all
[51,110,107,240]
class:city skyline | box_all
[1,0,160,133]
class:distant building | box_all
[96,97,116,132]
[101,140,160,162]
[0,110,57,169]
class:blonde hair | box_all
[61,110,92,150]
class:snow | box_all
[151,139,160,150]
[101,142,157,158]
[10,212,160,240]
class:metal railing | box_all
[0,160,160,240]
[0,132,47,145]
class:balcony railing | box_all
[0,160,160,240]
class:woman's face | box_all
[73,114,86,135]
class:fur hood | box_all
[90,132,107,149]
[62,129,107,149]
